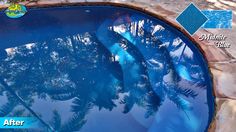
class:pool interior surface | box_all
[0,6,214,132]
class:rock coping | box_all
[1,1,236,132]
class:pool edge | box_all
[0,1,218,131]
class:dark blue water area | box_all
[0,6,214,132]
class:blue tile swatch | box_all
[202,10,232,29]
[176,3,208,35]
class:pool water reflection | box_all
[0,6,214,132]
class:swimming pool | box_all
[0,5,215,132]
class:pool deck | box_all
[1,0,236,132]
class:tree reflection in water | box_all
[0,16,210,132]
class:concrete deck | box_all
[1,0,236,132]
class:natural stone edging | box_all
[209,98,236,132]
[2,1,235,131]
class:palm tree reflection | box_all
[0,16,205,131]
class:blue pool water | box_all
[0,6,214,132]
[202,10,232,29]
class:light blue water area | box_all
[0,6,214,132]
[202,10,232,29]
